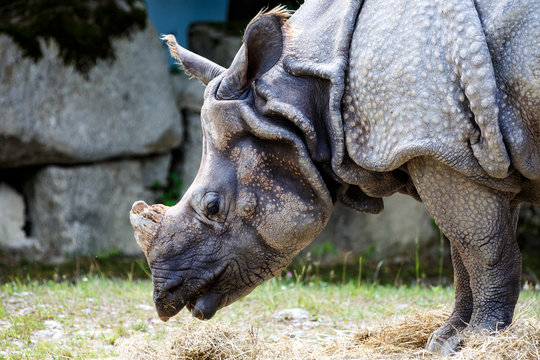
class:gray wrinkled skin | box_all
[130,0,539,355]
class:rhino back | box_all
[343,0,539,181]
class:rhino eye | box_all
[207,200,219,215]
[202,192,221,218]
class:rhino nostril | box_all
[164,279,185,298]
[168,286,179,297]
[191,286,209,303]
[155,288,176,302]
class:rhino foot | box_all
[426,333,464,356]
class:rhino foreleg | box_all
[408,157,522,355]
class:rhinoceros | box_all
[130,0,540,355]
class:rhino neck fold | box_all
[253,0,405,213]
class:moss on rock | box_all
[0,0,147,75]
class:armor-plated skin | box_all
[130,1,539,355]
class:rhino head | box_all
[130,10,333,321]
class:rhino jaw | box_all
[129,201,169,255]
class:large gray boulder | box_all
[24,156,170,263]
[0,23,182,167]
[188,22,243,67]
[169,75,205,194]
[172,111,204,194]
[170,74,206,113]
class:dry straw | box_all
[117,306,539,360]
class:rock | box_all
[188,22,243,67]
[287,331,308,338]
[169,70,205,195]
[141,154,172,204]
[363,194,437,256]
[173,112,204,194]
[273,308,312,322]
[24,159,161,263]
[304,194,438,264]
[0,22,182,168]
[0,183,35,252]
[140,153,172,188]
[32,320,64,342]
[170,75,206,113]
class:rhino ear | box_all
[217,12,285,99]
[162,34,225,85]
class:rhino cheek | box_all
[257,192,322,253]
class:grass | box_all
[0,275,539,359]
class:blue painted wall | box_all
[145,0,229,63]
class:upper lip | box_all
[186,286,209,311]
[153,265,225,321]
[154,277,184,300]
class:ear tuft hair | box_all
[161,34,225,85]
[244,5,293,41]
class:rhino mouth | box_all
[153,268,227,321]
[151,248,279,321]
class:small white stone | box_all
[273,308,312,322]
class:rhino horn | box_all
[217,11,285,99]
[162,34,225,85]
[130,201,169,254]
